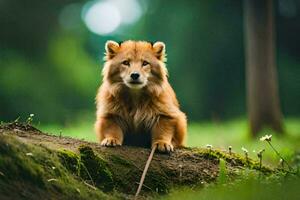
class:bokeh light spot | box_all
[82,1,121,35]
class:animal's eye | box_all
[142,61,149,66]
[122,60,130,66]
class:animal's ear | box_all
[105,40,120,59]
[152,41,166,61]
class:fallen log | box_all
[0,122,272,199]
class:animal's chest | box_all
[118,105,158,148]
[123,105,159,130]
[106,98,158,127]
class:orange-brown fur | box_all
[95,40,187,152]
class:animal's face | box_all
[103,40,167,90]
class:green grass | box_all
[163,175,300,200]
[188,118,300,165]
[38,117,300,166]
[39,119,97,142]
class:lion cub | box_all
[95,40,187,152]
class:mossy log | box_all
[0,122,272,200]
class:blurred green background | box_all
[1,0,299,122]
[0,0,299,149]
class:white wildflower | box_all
[257,149,265,158]
[241,147,248,153]
[260,134,272,142]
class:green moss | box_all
[57,146,115,192]
[57,149,80,174]
[0,136,45,187]
[78,146,114,192]
[196,148,273,174]
[0,135,110,199]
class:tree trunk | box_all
[244,0,284,136]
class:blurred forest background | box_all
[1,1,300,198]
[0,0,299,141]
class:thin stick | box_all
[267,141,293,171]
[83,181,97,190]
[134,145,157,199]
[81,163,96,188]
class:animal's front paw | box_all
[101,138,122,147]
[152,141,174,153]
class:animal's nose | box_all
[130,72,140,80]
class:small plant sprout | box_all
[26,114,35,124]
[257,149,265,169]
[206,144,213,152]
[242,147,249,164]
[228,146,232,155]
[260,134,293,171]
